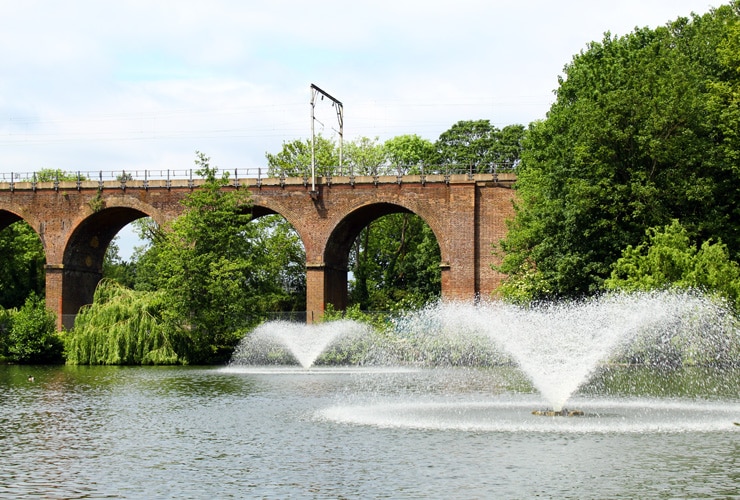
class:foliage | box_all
[34,169,85,182]
[266,128,523,178]
[434,120,525,171]
[384,134,436,173]
[0,307,10,357]
[64,280,182,365]
[497,4,740,301]
[605,220,740,308]
[129,217,162,292]
[249,215,306,312]
[322,303,393,332]
[143,152,257,363]
[88,191,105,212]
[343,136,386,175]
[349,213,441,312]
[102,236,137,288]
[265,135,339,177]
[136,152,310,363]
[0,221,45,310]
[2,294,62,363]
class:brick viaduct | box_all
[0,172,516,329]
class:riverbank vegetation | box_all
[1,3,740,365]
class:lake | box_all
[1,364,738,498]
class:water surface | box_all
[1,365,738,498]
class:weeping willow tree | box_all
[64,280,186,365]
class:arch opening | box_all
[0,213,45,311]
[322,203,442,316]
[247,212,307,321]
[60,207,151,329]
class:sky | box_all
[0,0,723,257]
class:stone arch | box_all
[319,201,444,312]
[58,201,162,329]
[0,207,44,250]
[0,208,24,232]
[251,194,315,268]
[249,202,311,254]
[0,208,46,310]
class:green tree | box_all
[5,294,61,363]
[249,214,307,313]
[64,280,181,365]
[384,134,436,173]
[495,124,526,167]
[497,4,740,301]
[349,214,441,311]
[34,168,84,182]
[265,135,339,177]
[148,152,258,363]
[435,119,497,171]
[343,136,387,175]
[102,235,136,288]
[0,221,45,309]
[605,220,740,307]
[435,120,525,172]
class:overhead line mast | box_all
[310,83,343,198]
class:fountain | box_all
[229,319,375,369]
[228,290,739,431]
[399,290,738,413]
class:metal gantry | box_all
[310,83,343,197]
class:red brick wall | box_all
[0,174,516,327]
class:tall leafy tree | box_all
[498,3,740,301]
[435,119,498,171]
[435,120,525,172]
[150,152,262,362]
[343,136,387,175]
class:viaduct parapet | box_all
[0,173,516,329]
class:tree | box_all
[4,294,61,363]
[249,214,306,313]
[435,119,498,171]
[64,280,181,365]
[384,134,436,173]
[497,4,740,301]
[349,214,441,311]
[0,221,45,309]
[434,120,525,172]
[34,168,84,182]
[103,236,136,288]
[343,136,387,175]
[606,220,740,308]
[265,135,339,177]
[149,152,258,363]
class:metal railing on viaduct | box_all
[0,162,516,189]
[0,164,517,329]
